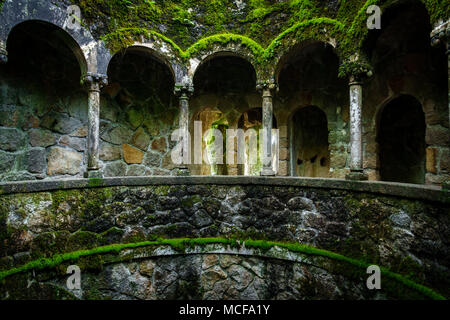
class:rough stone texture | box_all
[0,184,448,298]
[122,144,144,164]
[29,129,56,148]
[47,147,82,176]
[99,143,122,161]
[131,127,151,151]
[102,127,133,145]
[59,136,86,152]
[0,127,26,151]
[24,148,46,174]
[0,247,430,300]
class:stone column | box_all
[346,74,368,181]
[257,82,277,176]
[82,73,108,178]
[0,40,7,64]
[174,83,194,176]
[431,21,449,189]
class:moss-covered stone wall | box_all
[1,182,449,298]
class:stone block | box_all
[426,126,449,146]
[47,147,82,176]
[99,143,122,161]
[126,165,147,176]
[278,160,288,176]
[330,152,347,168]
[70,125,87,137]
[102,126,133,145]
[278,125,288,139]
[26,148,46,174]
[122,144,144,164]
[29,128,56,148]
[103,161,127,177]
[59,135,86,152]
[279,148,289,161]
[0,151,15,172]
[41,112,82,134]
[131,127,150,151]
[151,137,167,153]
[143,151,161,167]
[0,127,26,151]
[426,147,437,174]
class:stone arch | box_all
[267,19,345,81]
[376,94,426,184]
[189,45,262,84]
[0,0,110,75]
[274,40,341,86]
[192,52,258,95]
[289,106,330,178]
[107,45,177,85]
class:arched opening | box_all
[277,41,347,178]
[377,95,425,184]
[237,108,278,176]
[290,106,329,177]
[103,47,175,176]
[363,1,447,183]
[0,20,86,181]
[193,54,256,95]
[192,54,258,176]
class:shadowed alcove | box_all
[290,106,329,177]
[377,95,426,184]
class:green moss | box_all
[1,237,445,300]
[72,0,447,69]
[88,177,104,188]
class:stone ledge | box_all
[0,176,448,203]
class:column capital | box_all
[81,73,108,91]
[430,20,449,50]
[174,83,194,98]
[256,80,278,96]
[339,59,373,84]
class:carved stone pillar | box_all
[257,81,277,176]
[431,21,449,189]
[346,74,368,181]
[82,73,108,178]
[174,83,194,176]
[0,41,7,64]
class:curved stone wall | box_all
[0,177,449,299]
[0,243,437,300]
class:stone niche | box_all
[0,20,87,181]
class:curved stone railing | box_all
[0,176,447,203]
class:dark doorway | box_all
[378,95,425,184]
[290,106,329,177]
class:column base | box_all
[174,167,190,176]
[260,167,276,176]
[345,170,368,181]
[84,169,103,178]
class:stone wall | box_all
[1,178,449,298]
[1,245,427,300]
